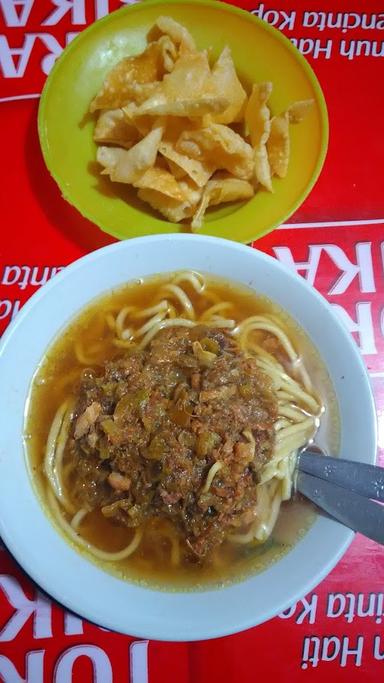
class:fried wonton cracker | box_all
[97,145,127,171]
[163,116,200,141]
[287,99,314,124]
[162,50,211,99]
[191,175,254,231]
[177,123,254,180]
[137,184,201,222]
[90,38,176,113]
[148,16,196,54]
[159,141,214,186]
[119,108,156,138]
[93,109,140,149]
[126,50,229,118]
[209,46,247,125]
[156,34,179,72]
[124,81,161,106]
[127,96,229,118]
[178,178,203,207]
[245,82,273,191]
[164,158,186,180]
[137,174,202,222]
[267,111,290,178]
[97,126,163,183]
[134,166,186,200]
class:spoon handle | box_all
[297,471,384,545]
[298,450,384,502]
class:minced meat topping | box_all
[68,325,277,557]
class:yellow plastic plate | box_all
[38,0,328,243]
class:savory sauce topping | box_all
[70,326,277,559]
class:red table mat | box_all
[1,1,384,681]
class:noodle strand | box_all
[202,461,224,493]
[44,400,75,515]
[49,490,143,561]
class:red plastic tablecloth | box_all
[1,1,384,681]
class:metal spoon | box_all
[296,447,384,545]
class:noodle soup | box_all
[25,272,338,590]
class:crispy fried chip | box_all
[177,123,254,180]
[161,50,211,99]
[245,82,272,146]
[178,178,203,207]
[90,39,176,112]
[161,116,200,142]
[137,187,199,222]
[96,126,163,183]
[156,34,178,72]
[160,140,214,186]
[125,51,229,118]
[206,176,254,205]
[191,176,254,230]
[137,173,202,222]
[267,111,290,178]
[127,96,229,118]
[245,82,273,191]
[97,145,127,171]
[164,157,187,179]
[149,16,196,53]
[210,47,247,125]
[287,99,314,123]
[134,166,186,200]
[124,81,161,105]
[93,109,140,149]
[120,109,155,137]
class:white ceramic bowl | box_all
[0,235,376,641]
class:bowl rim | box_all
[0,235,376,641]
[38,0,329,243]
